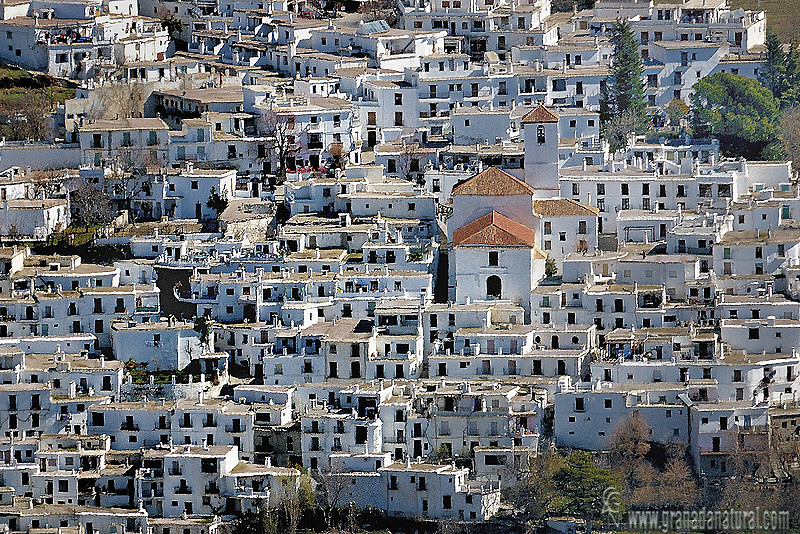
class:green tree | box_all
[666,98,690,127]
[206,186,229,220]
[545,257,557,277]
[759,31,786,98]
[226,500,278,534]
[503,447,566,522]
[602,18,648,133]
[691,72,783,160]
[160,15,183,39]
[781,42,800,107]
[552,451,622,534]
[604,109,641,154]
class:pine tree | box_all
[760,31,786,98]
[604,18,648,134]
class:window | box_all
[489,251,499,266]
[394,93,403,105]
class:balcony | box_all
[120,423,139,431]
[174,485,192,494]
[168,468,182,476]
[139,469,164,479]
[225,425,246,433]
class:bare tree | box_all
[70,180,115,230]
[87,83,147,120]
[278,472,312,534]
[608,411,650,464]
[312,465,349,529]
[1,94,50,141]
[502,446,565,522]
[603,108,642,155]
[358,0,398,25]
[606,411,653,504]
[397,140,424,183]
[328,142,349,170]
[436,519,467,534]
[106,148,159,219]
[651,447,700,508]
[29,168,67,199]
[258,109,300,183]
[780,107,800,171]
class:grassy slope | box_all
[0,65,75,110]
[657,0,799,43]
[730,0,800,43]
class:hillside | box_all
[730,0,799,43]
[553,0,798,44]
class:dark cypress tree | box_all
[781,41,800,107]
[605,18,648,133]
[760,31,786,98]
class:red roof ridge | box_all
[533,198,599,217]
[452,167,536,196]
[452,211,537,248]
[521,104,560,124]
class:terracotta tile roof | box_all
[452,211,537,248]
[521,104,560,124]
[451,167,536,196]
[534,198,599,217]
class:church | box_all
[447,104,599,316]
